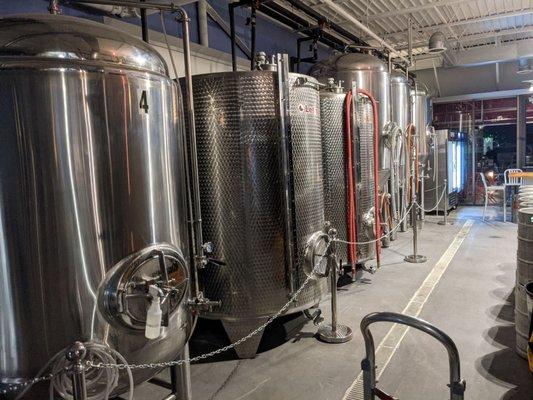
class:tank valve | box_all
[362,265,377,274]
[187,291,222,313]
[145,285,163,340]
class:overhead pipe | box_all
[197,0,209,46]
[250,1,257,69]
[294,35,318,72]
[260,2,345,51]
[318,0,410,65]
[229,1,238,71]
[61,0,192,13]
[408,16,413,67]
[284,0,368,48]
[140,0,149,42]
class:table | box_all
[509,172,533,185]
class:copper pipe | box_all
[344,91,357,270]
[357,88,381,267]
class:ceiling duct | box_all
[517,58,533,74]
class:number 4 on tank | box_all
[139,89,149,114]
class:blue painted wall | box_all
[0,0,331,71]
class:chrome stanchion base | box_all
[404,254,427,263]
[437,220,454,226]
[317,324,353,343]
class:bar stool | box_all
[505,167,523,197]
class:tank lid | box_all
[309,52,388,79]
[0,15,168,75]
[390,69,408,84]
[334,52,388,72]
[411,87,428,96]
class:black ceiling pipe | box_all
[282,0,396,64]
[140,0,149,42]
[260,1,346,51]
[284,0,368,46]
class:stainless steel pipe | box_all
[276,53,297,293]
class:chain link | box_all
[88,253,325,372]
[0,372,61,396]
[5,183,450,387]
[6,242,331,393]
[415,183,447,213]
[334,202,414,246]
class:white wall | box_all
[104,17,249,78]
[416,60,533,98]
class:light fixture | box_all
[524,80,533,92]
[428,31,447,53]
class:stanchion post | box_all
[438,179,452,226]
[66,342,88,400]
[317,229,353,343]
[405,143,427,264]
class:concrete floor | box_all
[136,206,532,400]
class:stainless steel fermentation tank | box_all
[390,70,410,174]
[319,81,376,268]
[411,85,431,167]
[390,70,410,230]
[186,69,328,358]
[411,84,432,219]
[0,15,192,397]
[309,52,391,185]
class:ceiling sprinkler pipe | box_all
[59,0,191,12]
[81,3,153,17]
[319,0,410,65]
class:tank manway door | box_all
[98,244,188,334]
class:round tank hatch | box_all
[0,14,168,75]
[98,244,189,331]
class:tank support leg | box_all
[165,346,192,400]
[222,319,267,358]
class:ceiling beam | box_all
[374,10,533,39]
[395,26,533,50]
[433,88,533,103]
[363,0,480,21]
[451,37,533,66]
[452,26,533,46]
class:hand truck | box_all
[360,312,466,400]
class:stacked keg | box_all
[518,185,533,209]
[516,207,533,358]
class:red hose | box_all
[356,88,381,266]
[344,91,357,269]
